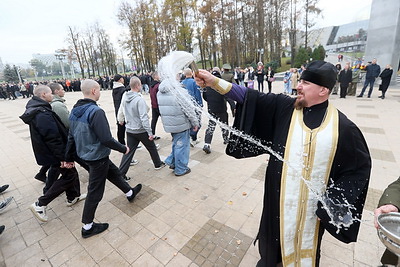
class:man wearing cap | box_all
[195,60,371,267]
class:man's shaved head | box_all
[81,79,100,96]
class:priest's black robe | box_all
[225,88,371,266]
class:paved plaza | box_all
[0,80,399,266]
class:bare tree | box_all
[67,26,85,78]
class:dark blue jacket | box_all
[365,63,381,79]
[67,99,126,162]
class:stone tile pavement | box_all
[0,81,399,266]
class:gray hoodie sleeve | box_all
[138,97,152,136]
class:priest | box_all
[194,61,371,267]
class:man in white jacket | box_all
[118,77,165,179]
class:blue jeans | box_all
[165,130,190,175]
[359,77,375,97]
[284,81,292,94]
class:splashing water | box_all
[158,51,358,232]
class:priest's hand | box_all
[374,204,399,229]
[194,70,216,88]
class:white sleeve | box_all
[117,94,126,123]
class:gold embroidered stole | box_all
[280,103,339,267]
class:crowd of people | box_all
[0,53,398,265]
[0,72,155,101]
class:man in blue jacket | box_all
[357,58,381,98]
[182,68,203,146]
[66,79,142,238]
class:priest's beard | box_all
[294,97,306,110]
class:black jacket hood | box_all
[20,96,51,124]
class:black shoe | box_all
[382,96,385,99]
[0,225,4,235]
[154,136,161,140]
[175,168,191,176]
[81,222,109,238]
[0,184,9,194]
[34,174,46,183]
[367,95,371,98]
[203,145,211,154]
[127,184,142,202]
[357,95,363,98]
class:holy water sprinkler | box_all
[189,61,199,75]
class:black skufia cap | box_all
[300,60,338,90]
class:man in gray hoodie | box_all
[118,77,165,177]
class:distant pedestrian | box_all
[347,64,361,96]
[338,63,352,98]
[112,74,128,144]
[290,68,300,95]
[331,63,341,95]
[255,65,266,92]
[266,66,275,93]
[358,58,381,98]
[378,64,393,99]
[202,68,229,154]
[149,72,162,140]
[283,69,292,95]
[182,68,203,147]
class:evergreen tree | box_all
[2,64,19,83]
[294,47,310,68]
[311,45,326,61]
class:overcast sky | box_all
[0,0,372,66]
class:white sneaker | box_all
[130,159,139,166]
[30,202,48,222]
[0,196,13,212]
[67,193,87,207]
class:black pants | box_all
[43,164,61,194]
[204,112,229,144]
[267,81,272,93]
[37,165,50,177]
[43,156,89,194]
[340,84,349,98]
[117,123,126,145]
[82,157,131,224]
[151,108,160,135]
[257,80,264,92]
[38,167,80,206]
[119,132,162,176]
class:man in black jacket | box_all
[20,85,86,222]
[202,68,229,154]
[112,74,128,145]
[338,63,352,98]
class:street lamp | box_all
[13,65,22,83]
[55,52,66,79]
